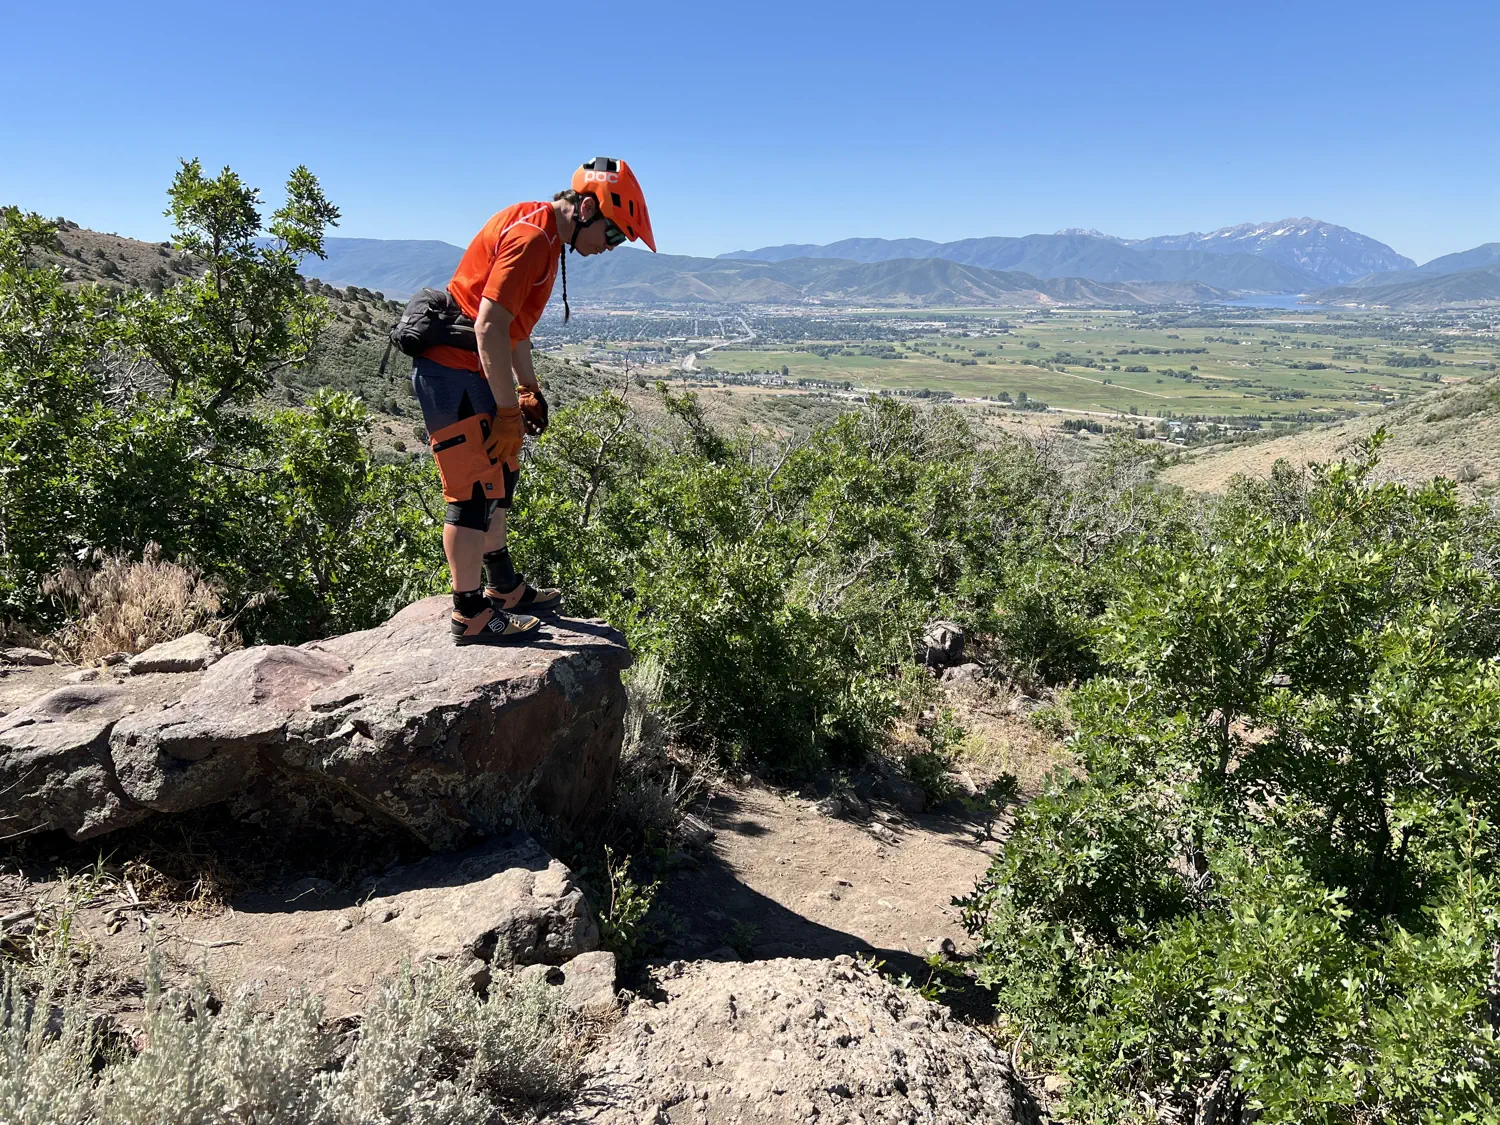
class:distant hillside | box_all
[1161,373,1500,494]
[42,218,198,292]
[295,237,463,300]
[560,249,1226,307]
[1311,266,1500,310]
[723,219,1411,288]
[1411,242,1500,276]
[28,219,1222,311]
[1345,243,1500,289]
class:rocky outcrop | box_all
[0,597,630,848]
[59,830,606,1020]
[586,955,1017,1123]
[920,620,965,670]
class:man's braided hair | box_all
[551,189,582,322]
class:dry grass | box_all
[940,678,1076,796]
[40,543,235,664]
[607,655,720,850]
[1161,373,1500,495]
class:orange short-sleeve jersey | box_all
[422,202,559,371]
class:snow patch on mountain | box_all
[1127,219,1414,285]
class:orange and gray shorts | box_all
[411,356,519,527]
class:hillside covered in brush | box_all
[1161,370,1500,493]
[1312,265,1500,310]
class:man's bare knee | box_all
[486,508,509,548]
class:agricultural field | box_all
[701,309,1499,420]
[551,306,1500,428]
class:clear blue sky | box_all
[3,0,1496,264]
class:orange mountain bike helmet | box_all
[572,157,657,252]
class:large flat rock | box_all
[0,598,631,848]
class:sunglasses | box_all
[603,219,628,248]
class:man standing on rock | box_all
[413,158,657,644]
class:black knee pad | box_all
[444,493,496,531]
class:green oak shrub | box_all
[514,393,1075,771]
[962,446,1500,1122]
[1,177,443,649]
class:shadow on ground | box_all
[636,786,1002,1024]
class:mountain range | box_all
[295,240,1231,307]
[286,220,1495,309]
[557,250,1227,307]
[1343,243,1500,288]
[721,219,1414,288]
[288,237,466,299]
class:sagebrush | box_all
[0,955,579,1125]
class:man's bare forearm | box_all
[475,298,519,409]
[513,339,541,391]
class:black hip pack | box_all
[380,288,477,375]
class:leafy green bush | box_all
[513,392,1070,772]
[1,174,444,647]
[962,447,1500,1122]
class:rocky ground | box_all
[1,614,1052,1123]
[573,956,1019,1125]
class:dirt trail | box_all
[648,781,1004,983]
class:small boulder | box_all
[941,661,984,685]
[127,632,221,674]
[361,833,599,970]
[815,791,869,820]
[875,772,927,815]
[678,813,716,848]
[521,950,618,1016]
[2,647,55,667]
[1007,693,1041,715]
[920,621,965,670]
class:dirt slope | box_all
[1161,374,1500,493]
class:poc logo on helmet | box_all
[582,171,620,185]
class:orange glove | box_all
[517,386,549,435]
[491,406,525,470]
